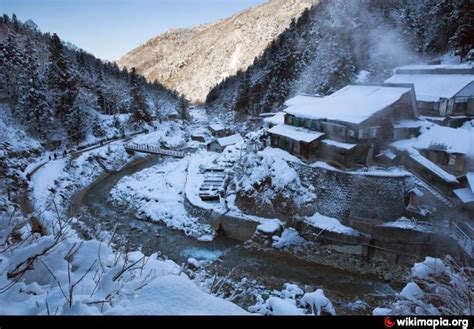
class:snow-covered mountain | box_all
[117,0,318,103]
[206,0,474,117]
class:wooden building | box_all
[207,133,243,153]
[386,64,474,127]
[209,123,229,138]
[420,146,467,174]
[268,84,419,166]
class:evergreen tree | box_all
[234,73,251,116]
[129,68,151,123]
[47,33,78,123]
[11,14,20,33]
[17,39,52,136]
[177,96,189,121]
[66,93,87,142]
[0,35,23,102]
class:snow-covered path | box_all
[30,158,67,210]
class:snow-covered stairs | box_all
[413,178,456,209]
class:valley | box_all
[1,0,473,317]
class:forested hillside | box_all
[206,0,474,118]
[0,14,187,146]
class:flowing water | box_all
[70,155,398,313]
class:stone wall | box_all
[290,163,408,223]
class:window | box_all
[453,101,467,114]
[448,155,456,166]
[368,127,381,139]
[322,122,347,137]
[348,129,355,137]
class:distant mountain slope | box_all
[0,15,187,144]
[118,0,318,103]
[206,0,474,118]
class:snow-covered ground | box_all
[0,231,247,315]
[0,117,251,315]
[109,156,215,240]
[249,282,336,315]
[373,257,472,316]
[0,103,42,153]
[130,121,188,149]
[305,213,360,236]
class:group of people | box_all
[48,149,68,161]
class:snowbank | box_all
[272,228,305,249]
[0,231,248,315]
[305,213,360,235]
[301,289,336,315]
[109,156,214,239]
[374,257,472,315]
[249,283,335,316]
[256,219,282,234]
[411,257,447,279]
[107,275,247,315]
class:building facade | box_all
[385,64,474,127]
[269,84,419,166]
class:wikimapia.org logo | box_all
[384,317,470,329]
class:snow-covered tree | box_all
[16,39,52,137]
[47,33,78,123]
[129,68,152,123]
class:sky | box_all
[1,0,267,61]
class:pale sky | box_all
[1,0,267,61]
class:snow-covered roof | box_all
[467,172,474,193]
[385,74,474,102]
[419,115,446,122]
[263,112,286,126]
[409,153,459,183]
[393,120,422,128]
[409,187,424,197]
[380,217,432,232]
[453,188,474,204]
[321,139,357,150]
[284,85,413,124]
[392,124,474,158]
[378,149,397,160]
[217,133,243,147]
[394,63,473,72]
[209,123,225,132]
[269,124,325,143]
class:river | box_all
[69,155,398,314]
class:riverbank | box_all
[64,143,402,314]
[12,126,249,315]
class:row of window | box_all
[286,115,383,140]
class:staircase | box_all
[412,175,456,209]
